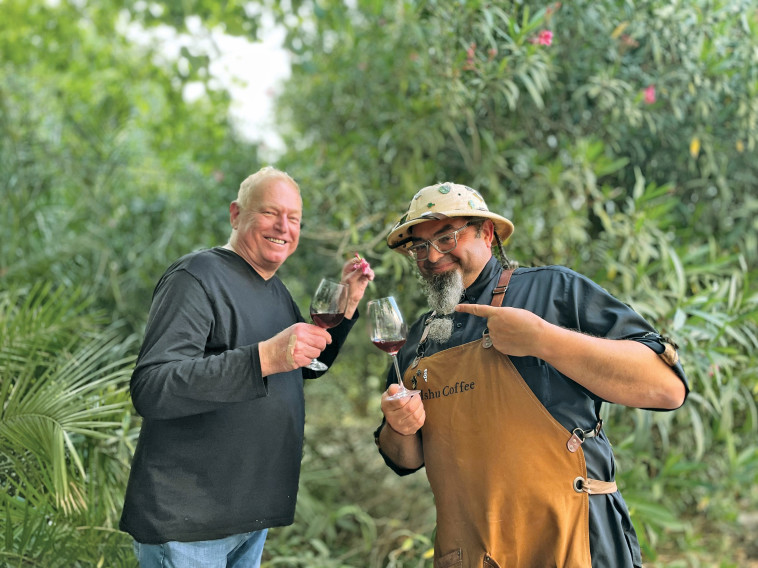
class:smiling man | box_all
[374,182,688,568]
[120,166,374,567]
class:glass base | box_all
[387,388,420,400]
[305,358,328,371]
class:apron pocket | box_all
[435,549,462,568]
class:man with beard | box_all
[374,182,688,568]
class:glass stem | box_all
[391,354,407,391]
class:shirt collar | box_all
[461,256,503,303]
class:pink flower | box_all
[643,85,656,104]
[620,34,639,48]
[463,42,476,71]
[537,30,553,46]
[351,253,372,276]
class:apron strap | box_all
[573,477,618,495]
[490,269,515,307]
[481,268,515,349]
[412,311,436,367]
[418,311,436,346]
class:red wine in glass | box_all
[371,338,406,356]
[311,312,345,329]
[367,297,419,399]
[305,278,347,371]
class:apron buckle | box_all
[566,429,584,452]
[566,420,603,453]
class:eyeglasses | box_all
[407,222,472,261]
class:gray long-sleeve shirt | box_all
[120,247,355,544]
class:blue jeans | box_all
[133,529,268,568]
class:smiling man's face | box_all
[411,217,494,288]
[229,178,302,279]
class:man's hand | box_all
[381,385,426,435]
[454,303,546,358]
[341,254,375,319]
[377,385,425,469]
[259,322,332,376]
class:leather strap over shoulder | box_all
[490,269,514,307]
[481,269,516,349]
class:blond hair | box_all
[236,166,300,211]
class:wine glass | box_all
[367,296,419,400]
[306,278,347,371]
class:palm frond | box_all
[1,284,135,515]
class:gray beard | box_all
[427,318,454,343]
[421,269,464,343]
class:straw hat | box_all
[387,182,514,253]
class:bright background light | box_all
[120,10,291,158]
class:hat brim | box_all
[387,210,514,253]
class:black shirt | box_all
[378,257,688,567]
[120,247,355,544]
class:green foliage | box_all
[0,283,138,566]
[1,0,757,565]
[262,392,437,568]
[0,0,261,335]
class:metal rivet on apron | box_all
[482,330,493,349]
[573,477,586,493]
[566,429,584,453]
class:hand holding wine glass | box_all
[306,278,347,371]
[368,296,419,400]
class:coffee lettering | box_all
[422,388,441,400]
[423,380,476,400]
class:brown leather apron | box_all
[405,271,612,568]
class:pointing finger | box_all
[454,303,499,319]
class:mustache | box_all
[421,256,455,269]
